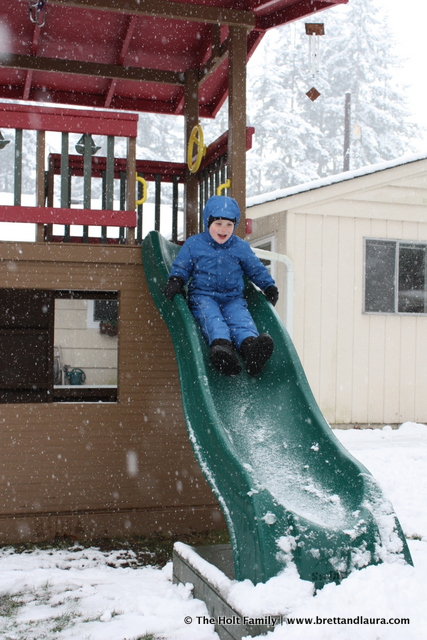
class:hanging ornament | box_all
[306,87,321,102]
[75,134,101,156]
[0,131,11,150]
[305,23,324,101]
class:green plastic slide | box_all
[142,231,413,588]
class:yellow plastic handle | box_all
[135,174,148,206]
[216,179,231,196]
[187,124,207,174]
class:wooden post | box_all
[36,130,45,242]
[184,68,200,238]
[126,136,136,244]
[228,26,247,239]
[61,131,71,242]
[103,134,115,243]
[343,91,351,172]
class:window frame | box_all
[364,238,427,316]
[250,234,277,280]
[0,289,119,404]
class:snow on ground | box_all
[0,422,426,640]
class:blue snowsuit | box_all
[169,196,276,348]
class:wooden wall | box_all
[249,162,427,426]
[0,242,224,544]
[286,211,427,426]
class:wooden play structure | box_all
[0,0,347,544]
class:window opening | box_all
[250,235,276,278]
[54,292,118,401]
[398,244,426,313]
[364,239,427,314]
[0,289,118,403]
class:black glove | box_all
[163,276,186,301]
[264,285,279,306]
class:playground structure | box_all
[0,0,412,601]
[0,0,351,237]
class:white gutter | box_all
[252,248,294,338]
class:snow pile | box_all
[0,422,425,640]
[0,548,217,640]
[334,422,427,539]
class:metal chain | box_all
[29,0,46,27]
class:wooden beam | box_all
[0,53,184,86]
[199,35,229,87]
[105,14,138,107]
[126,136,137,244]
[0,103,138,137]
[48,154,187,182]
[199,127,255,173]
[0,205,136,227]
[228,26,247,237]
[255,0,340,30]
[36,130,46,242]
[184,69,200,238]
[48,0,255,28]
[0,84,215,117]
[23,22,43,100]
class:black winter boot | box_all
[240,334,274,376]
[209,339,242,376]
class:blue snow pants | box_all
[189,293,258,348]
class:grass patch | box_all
[3,528,230,568]
[0,594,24,617]
[51,612,75,633]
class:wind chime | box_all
[305,23,324,101]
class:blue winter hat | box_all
[203,196,241,231]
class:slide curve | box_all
[142,231,412,588]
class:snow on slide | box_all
[142,231,412,588]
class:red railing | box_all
[0,102,138,241]
[0,205,135,227]
[0,99,255,242]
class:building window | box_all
[0,289,118,403]
[87,299,119,335]
[250,235,276,279]
[364,239,427,314]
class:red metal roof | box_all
[0,0,346,117]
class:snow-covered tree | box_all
[247,27,324,195]
[304,0,418,172]
[0,0,420,205]
[246,0,420,196]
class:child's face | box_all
[209,219,234,244]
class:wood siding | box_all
[289,214,427,425]
[0,243,224,544]
[249,160,427,426]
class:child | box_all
[163,196,279,376]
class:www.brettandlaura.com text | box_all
[192,614,410,627]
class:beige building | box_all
[248,153,427,427]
